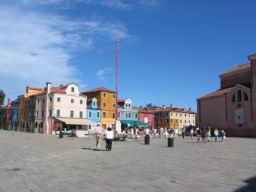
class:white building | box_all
[35,82,95,134]
[169,110,196,129]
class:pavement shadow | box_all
[81,147,106,152]
[233,176,256,192]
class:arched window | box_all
[237,90,242,102]
[243,92,249,101]
[231,93,236,102]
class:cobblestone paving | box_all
[0,130,255,192]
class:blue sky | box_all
[0,0,255,111]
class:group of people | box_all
[95,125,114,151]
[188,127,226,143]
[93,125,227,151]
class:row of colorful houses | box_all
[0,82,196,135]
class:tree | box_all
[145,103,159,109]
[0,89,5,105]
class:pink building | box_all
[138,109,155,129]
[197,53,256,137]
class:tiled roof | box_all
[221,63,251,76]
[198,87,233,100]
[34,86,67,96]
[82,87,116,94]
[139,107,196,114]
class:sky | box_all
[0,0,255,111]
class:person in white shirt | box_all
[144,127,150,135]
[105,127,114,151]
[160,127,164,139]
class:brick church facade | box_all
[197,53,256,137]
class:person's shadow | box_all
[234,176,256,192]
[81,147,106,152]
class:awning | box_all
[55,118,96,125]
[135,121,150,128]
[120,120,149,128]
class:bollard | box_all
[168,137,174,147]
[144,135,150,145]
[59,131,63,139]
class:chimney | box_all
[170,104,173,109]
[162,105,166,109]
[46,82,52,94]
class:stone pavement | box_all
[0,130,255,192]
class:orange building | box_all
[82,87,116,129]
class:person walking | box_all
[196,127,202,143]
[207,127,211,142]
[182,127,186,139]
[164,128,169,138]
[214,128,219,142]
[220,130,226,142]
[160,127,164,139]
[202,127,207,144]
[190,128,194,140]
[95,124,104,150]
[105,127,114,151]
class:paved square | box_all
[0,130,255,192]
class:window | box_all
[103,92,107,97]
[112,113,115,119]
[70,111,74,118]
[103,103,106,107]
[36,111,38,118]
[231,93,236,102]
[113,94,116,98]
[71,99,74,104]
[89,112,92,118]
[135,113,138,118]
[71,87,75,93]
[42,99,44,103]
[103,112,106,118]
[237,90,242,102]
[42,111,44,118]
[243,92,249,101]
[180,113,182,117]
[180,120,182,123]
[149,115,151,121]
[97,112,100,118]
[57,97,61,102]
[50,98,52,102]
[49,110,52,117]
[57,110,60,117]
[113,103,116,108]
[80,100,83,104]
[80,111,83,118]
[37,99,39,103]
[118,112,120,118]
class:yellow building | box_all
[17,87,43,132]
[82,87,116,129]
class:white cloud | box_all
[12,0,163,9]
[96,68,112,81]
[100,0,131,10]
[0,6,129,100]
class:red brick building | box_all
[197,53,256,137]
[138,109,155,129]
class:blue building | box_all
[86,98,100,133]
